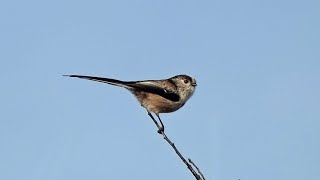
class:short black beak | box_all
[192,82,197,86]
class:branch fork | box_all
[147,113,206,180]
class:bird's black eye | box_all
[184,79,189,84]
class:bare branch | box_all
[189,158,206,180]
[148,113,205,180]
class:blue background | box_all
[1,0,319,180]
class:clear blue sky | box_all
[0,0,319,180]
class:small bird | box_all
[63,74,197,133]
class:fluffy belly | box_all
[134,91,183,114]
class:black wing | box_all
[64,75,180,102]
[127,81,180,102]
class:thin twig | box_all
[189,158,206,180]
[147,113,205,180]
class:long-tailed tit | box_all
[64,74,197,133]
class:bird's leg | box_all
[156,114,165,133]
[147,112,164,134]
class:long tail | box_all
[63,75,132,89]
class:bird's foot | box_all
[157,126,164,134]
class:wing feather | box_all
[64,75,180,102]
[127,81,180,102]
